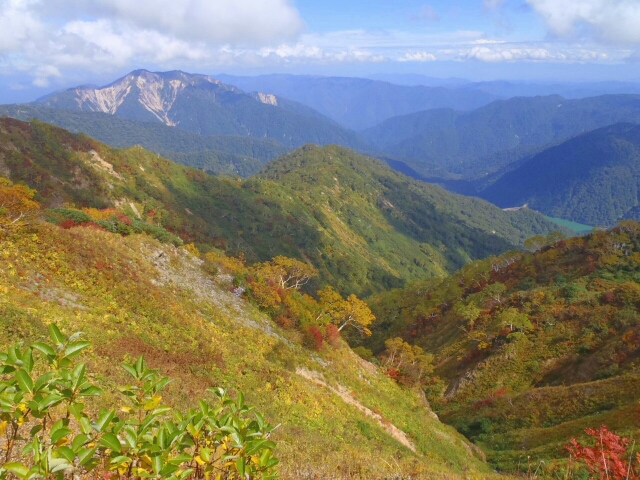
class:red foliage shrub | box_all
[493,387,507,397]
[116,212,132,225]
[325,323,340,347]
[566,425,639,479]
[79,222,106,231]
[386,368,400,380]
[305,326,323,351]
[59,219,78,229]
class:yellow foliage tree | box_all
[382,337,434,385]
[0,177,40,237]
[252,255,318,290]
[317,286,375,336]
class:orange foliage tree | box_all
[0,177,40,237]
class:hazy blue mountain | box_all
[460,80,640,99]
[363,94,640,178]
[32,69,367,150]
[364,74,471,88]
[213,74,499,130]
[365,76,640,98]
[480,123,640,226]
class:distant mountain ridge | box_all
[363,94,640,178]
[33,69,367,150]
[480,122,640,226]
[214,74,500,130]
[37,70,240,125]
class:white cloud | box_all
[257,44,387,64]
[0,0,305,86]
[527,0,640,45]
[37,0,304,45]
[0,0,45,52]
[461,45,610,63]
[398,51,437,62]
[0,0,634,91]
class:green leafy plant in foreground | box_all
[0,325,278,479]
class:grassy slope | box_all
[0,218,498,479]
[367,224,640,473]
[0,118,561,296]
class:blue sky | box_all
[1,0,640,103]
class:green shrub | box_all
[46,208,93,225]
[0,325,279,480]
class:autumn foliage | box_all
[238,258,375,348]
[0,177,40,237]
[566,425,639,479]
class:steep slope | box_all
[363,94,640,178]
[0,104,288,176]
[480,123,640,226]
[32,69,367,149]
[0,118,562,296]
[0,186,496,479]
[215,74,499,130]
[366,223,640,472]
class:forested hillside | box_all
[366,223,640,473]
[0,105,288,176]
[0,118,561,296]
[0,175,495,479]
[480,123,640,226]
[363,94,640,178]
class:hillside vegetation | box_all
[480,123,640,226]
[0,105,288,176]
[0,178,496,479]
[0,118,561,296]
[366,223,640,473]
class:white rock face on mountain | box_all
[31,69,365,149]
[251,92,278,106]
[47,70,240,127]
[75,82,131,115]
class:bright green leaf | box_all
[99,433,121,453]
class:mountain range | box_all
[363,94,640,179]
[0,117,562,296]
[479,123,640,226]
[5,70,640,194]
[0,104,289,176]
[35,69,366,150]
[213,74,500,130]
